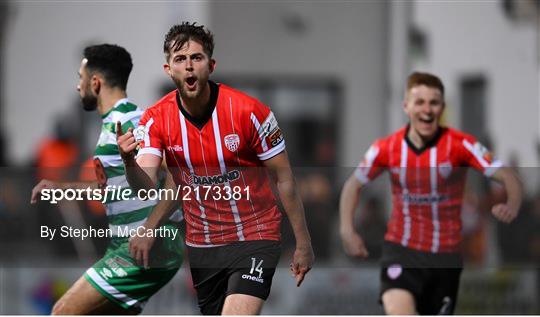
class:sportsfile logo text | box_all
[39,184,251,204]
[40,185,147,204]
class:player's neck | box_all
[180,83,211,119]
[97,89,128,116]
[407,128,438,149]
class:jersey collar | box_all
[176,81,219,130]
[113,98,129,108]
[404,124,444,155]
[101,98,130,119]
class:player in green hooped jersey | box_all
[30,44,183,314]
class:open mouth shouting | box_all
[185,75,198,91]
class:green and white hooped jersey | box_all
[93,98,182,236]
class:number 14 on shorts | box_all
[250,258,264,279]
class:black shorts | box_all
[187,240,281,315]
[380,242,463,315]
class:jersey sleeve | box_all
[353,139,387,184]
[136,108,164,158]
[460,135,503,177]
[248,102,286,161]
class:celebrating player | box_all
[31,44,183,314]
[118,22,314,315]
[339,72,522,315]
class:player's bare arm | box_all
[129,170,179,268]
[489,167,523,223]
[116,121,161,191]
[338,174,369,258]
[263,151,314,287]
[30,180,99,204]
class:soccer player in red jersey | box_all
[339,72,522,315]
[117,22,314,315]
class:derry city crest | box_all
[224,134,240,152]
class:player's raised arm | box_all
[116,121,161,191]
[339,174,369,258]
[489,167,523,223]
[263,151,314,287]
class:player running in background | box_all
[339,72,522,315]
[31,44,183,314]
[118,22,314,315]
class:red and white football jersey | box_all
[355,126,502,253]
[138,83,285,247]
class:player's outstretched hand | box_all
[30,179,59,204]
[116,121,138,162]
[290,243,314,287]
[340,230,369,258]
[491,203,518,224]
[129,229,156,269]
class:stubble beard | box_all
[174,77,202,102]
[81,94,98,111]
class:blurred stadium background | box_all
[0,0,539,314]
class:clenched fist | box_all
[491,203,518,224]
[340,230,369,258]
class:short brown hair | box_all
[163,21,214,62]
[406,72,444,98]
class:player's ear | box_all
[163,63,172,77]
[402,101,408,114]
[91,75,101,95]
[402,92,409,114]
[209,59,216,74]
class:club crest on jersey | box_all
[133,125,147,143]
[438,161,452,179]
[224,134,240,152]
[387,264,402,280]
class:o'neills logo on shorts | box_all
[184,170,240,186]
[242,274,264,283]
